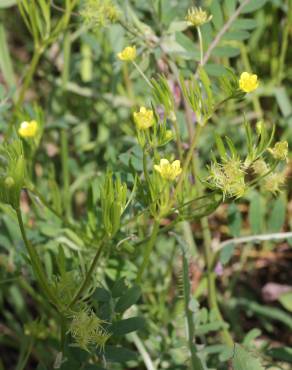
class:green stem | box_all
[172,124,202,204]
[67,236,108,309]
[197,178,233,346]
[16,208,58,307]
[136,219,160,284]
[240,44,263,119]
[27,185,92,245]
[60,32,71,219]
[17,48,42,106]
[15,338,34,370]
[181,244,204,370]
[276,0,291,84]
[61,129,70,218]
[60,314,66,352]
[143,149,151,185]
[172,119,183,160]
[132,61,153,88]
[197,26,204,66]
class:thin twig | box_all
[130,333,156,370]
[218,231,292,251]
[196,0,251,73]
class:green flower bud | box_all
[4,176,15,189]
[0,141,26,209]
[100,172,127,236]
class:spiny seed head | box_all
[268,141,288,161]
[185,7,212,27]
[252,159,269,175]
[81,0,119,27]
[239,72,259,93]
[263,172,286,194]
[69,309,110,352]
[207,159,246,198]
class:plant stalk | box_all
[16,207,58,307]
[67,236,108,309]
[136,219,160,283]
[17,48,42,106]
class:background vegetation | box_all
[0,0,291,369]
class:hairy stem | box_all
[16,208,58,307]
[67,236,108,309]
[132,61,153,88]
[276,0,292,84]
[201,216,233,347]
[172,118,183,160]
[180,243,204,370]
[17,48,42,106]
[197,26,204,66]
[60,32,71,219]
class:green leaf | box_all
[232,18,258,30]
[248,192,263,234]
[0,0,17,8]
[224,0,237,17]
[94,287,111,302]
[115,285,141,313]
[228,203,242,237]
[215,134,227,159]
[103,345,138,362]
[243,328,262,346]
[210,0,224,30]
[167,21,189,33]
[196,320,228,335]
[213,46,241,57]
[267,196,286,232]
[111,317,146,336]
[232,344,265,370]
[223,30,250,41]
[205,63,227,77]
[274,87,292,118]
[220,243,235,265]
[278,292,292,313]
[241,0,267,14]
[236,298,292,329]
[111,278,128,298]
[267,346,292,363]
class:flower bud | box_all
[4,176,15,189]
[185,7,212,27]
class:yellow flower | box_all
[117,46,136,61]
[133,107,154,130]
[18,120,38,138]
[268,141,288,161]
[185,7,212,27]
[154,159,182,181]
[239,72,259,93]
